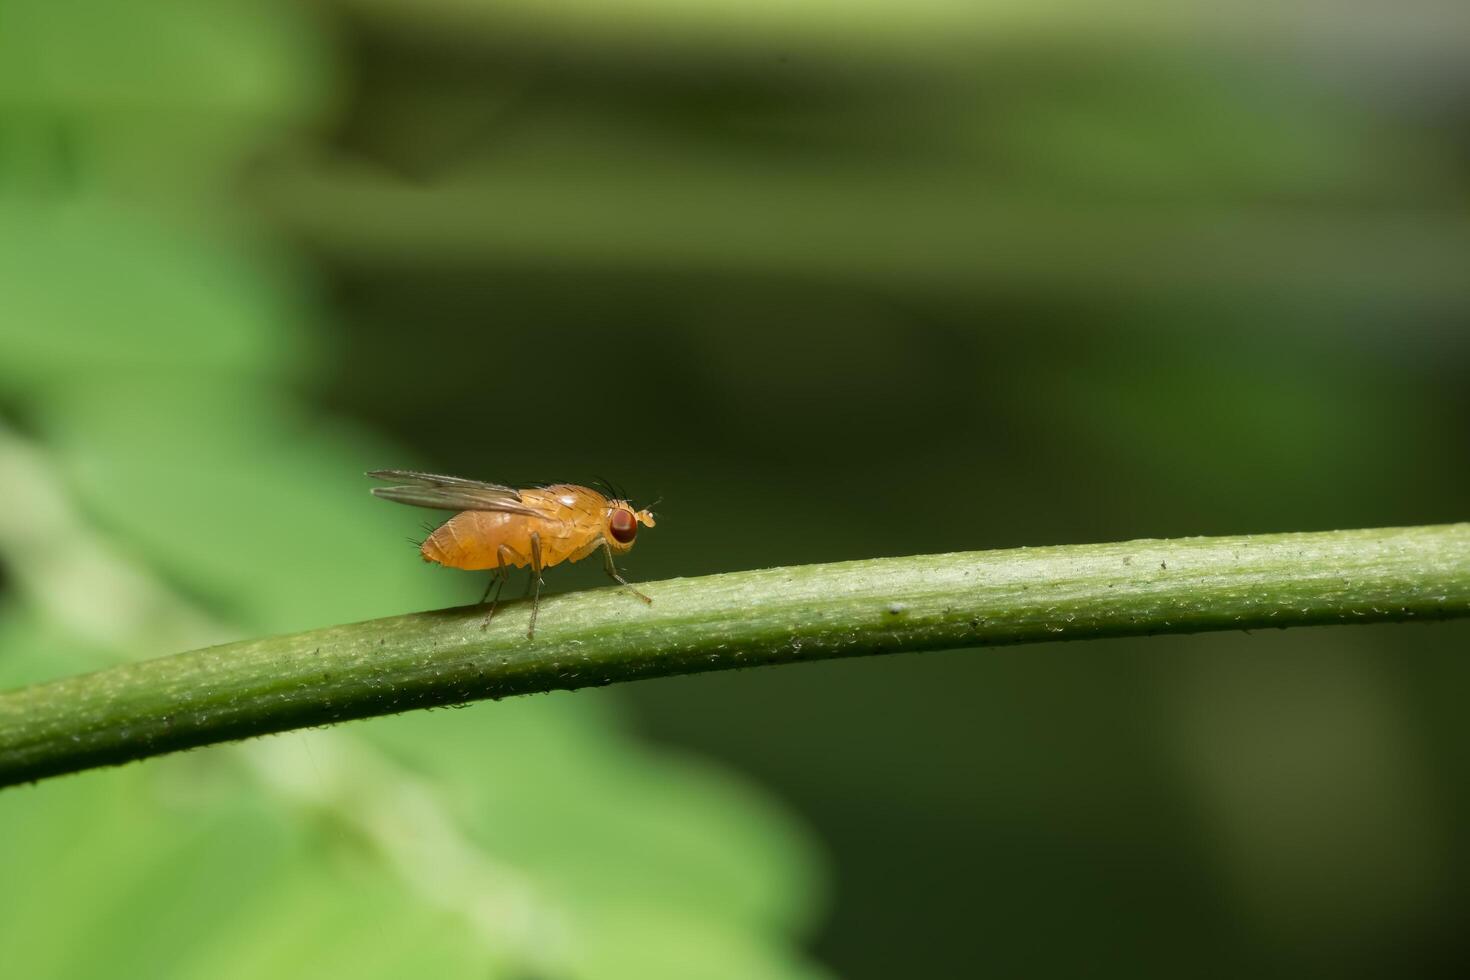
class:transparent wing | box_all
[368,469,520,492]
[367,470,541,515]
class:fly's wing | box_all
[367,470,542,516]
[369,469,525,492]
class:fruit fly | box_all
[369,470,656,638]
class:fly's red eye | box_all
[609,509,637,544]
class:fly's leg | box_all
[526,531,545,640]
[479,546,515,631]
[603,542,653,604]
[477,571,502,630]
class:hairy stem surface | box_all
[3,523,1467,788]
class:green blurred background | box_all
[2,0,1468,977]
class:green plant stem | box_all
[3,523,1468,788]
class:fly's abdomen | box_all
[422,511,519,570]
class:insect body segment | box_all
[369,470,655,639]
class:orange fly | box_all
[369,470,655,638]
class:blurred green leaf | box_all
[0,207,312,394]
[0,1,827,976]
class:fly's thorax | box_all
[523,484,605,522]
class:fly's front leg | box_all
[526,531,545,640]
[603,542,652,604]
[480,545,515,630]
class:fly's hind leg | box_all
[603,542,653,604]
[479,546,515,631]
[525,531,545,640]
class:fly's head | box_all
[605,502,656,553]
